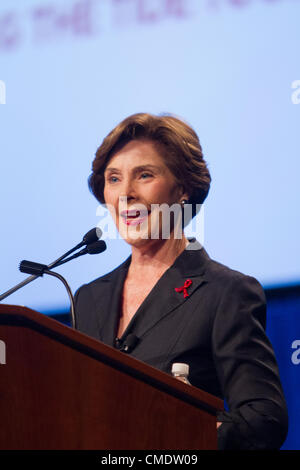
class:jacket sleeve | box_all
[212,274,288,449]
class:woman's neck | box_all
[128,236,189,278]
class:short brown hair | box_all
[89,113,211,218]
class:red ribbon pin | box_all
[175,279,192,298]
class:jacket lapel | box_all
[96,256,131,347]
[95,239,210,347]
[124,242,210,341]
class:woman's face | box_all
[103,139,188,247]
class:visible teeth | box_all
[124,212,140,218]
[121,209,150,219]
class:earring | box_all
[181,199,187,206]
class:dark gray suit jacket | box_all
[74,238,288,449]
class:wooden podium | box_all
[0,305,223,450]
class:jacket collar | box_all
[97,238,211,347]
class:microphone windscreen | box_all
[19,260,48,276]
[123,334,139,352]
[82,227,102,245]
[86,240,106,254]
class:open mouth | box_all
[120,209,150,225]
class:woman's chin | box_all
[117,221,152,245]
[120,229,152,247]
[124,237,151,248]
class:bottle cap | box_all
[171,362,189,376]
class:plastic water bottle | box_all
[171,363,191,385]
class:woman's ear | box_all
[174,183,190,205]
[179,187,190,204]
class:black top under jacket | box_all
[74,238,288,450]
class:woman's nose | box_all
[118,178,138,203]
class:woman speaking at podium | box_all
[74,113,288,450]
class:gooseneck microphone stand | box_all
[0,228,107,329]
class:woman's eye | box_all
[140,173,153,179]
[108,176,119,183]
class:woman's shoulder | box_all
[197,246,263,285]
[196,254,267,332]
[187,238,263,289]
[200,249,266,304]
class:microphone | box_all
[19,260,48,277]
[0,228,106,307]
[3,236,107,329]
[82,227,101,246]
[53,240,106,268]
[19,241,105,276]
[19,261,77,329]
[49,228,102,269]
[118,334,140,353]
